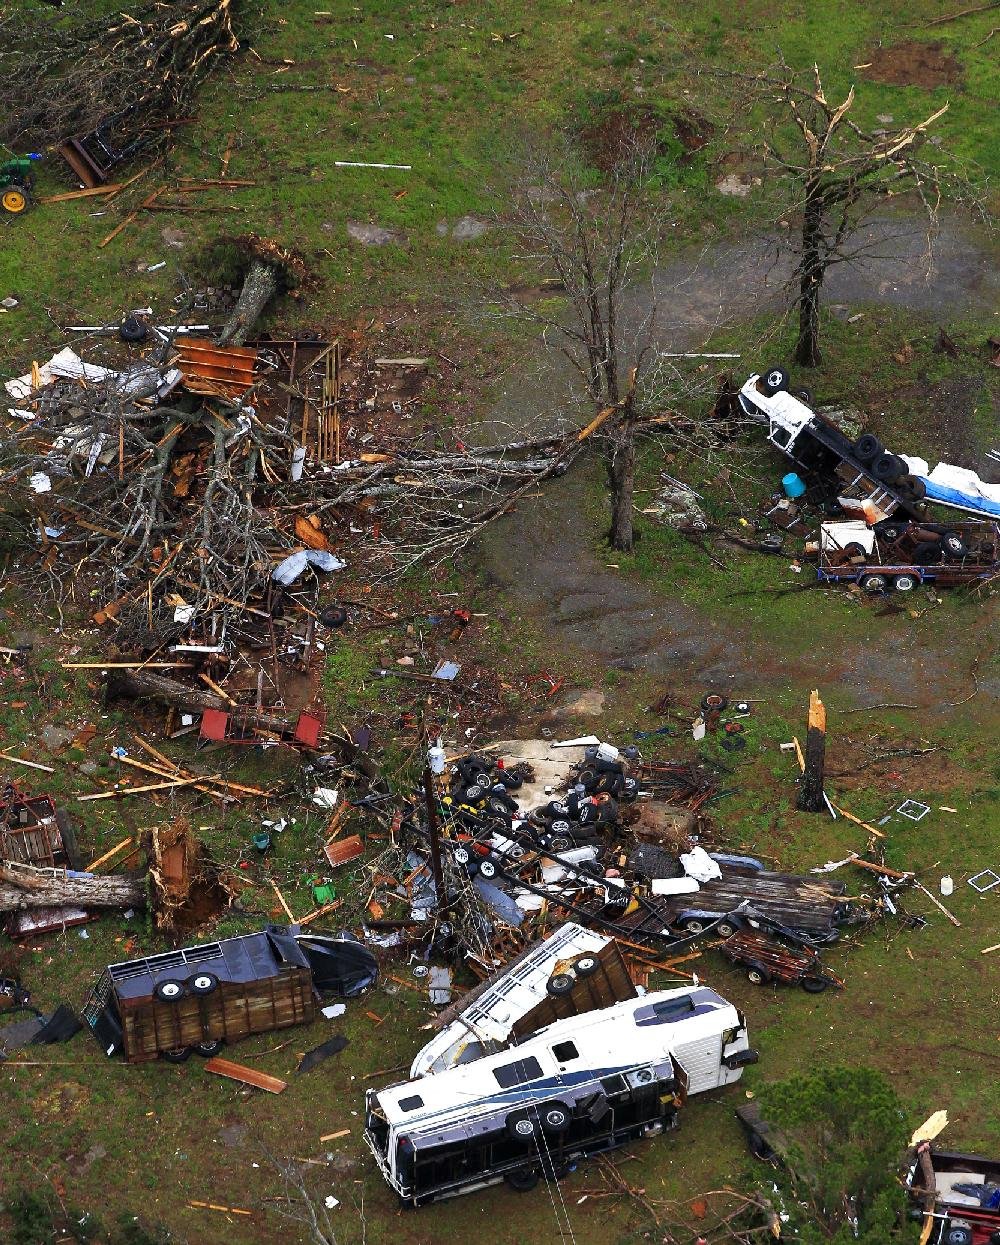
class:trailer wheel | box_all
[760,366,789,396]
[859,573,887,594]
[505,1167,540,1191]
[941,531,968,558]
[716,920,738,939]
[893,573,918,593]
[479,858,498,879]
[188,973,219,996]
[540,1102,571,1133]
[747,967,770,985]
[945,1226,973,1245]
[160,1047,192,1063]
[506,1113,539,1142]
[801,976,830,993]
[874,519,905,542]
[872,452,907,483]
[852,433,882,463]
[153,979,186,1003]
[453,846,470,866]
[546,972,576,997]
[194,1039,225,1057]
[681,918,707,935]
[574,954,600,978]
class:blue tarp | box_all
[920,477,1000,519]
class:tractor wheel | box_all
[1,186,29,215]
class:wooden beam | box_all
[270,879,295,922]
[0,752,55,773]
[828,802,885,839]
[85,837,135,872]
[203,1057,286,1093]
[78,773,220,801]
[40,183,127,203]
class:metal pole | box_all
[423,766,444,907]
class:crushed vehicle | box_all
[365,984,757,1206]
[82,924,377,1063]
[739,369,1000,524]
[411,921,635,1077]
[812,519,1000,594]
[908,1145,1000,1245]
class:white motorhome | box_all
[365,984,757,1205]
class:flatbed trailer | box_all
[814,519,1000,594]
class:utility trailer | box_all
[907,1146,1000,1245]
[82,925,377,1063]
[0,783,81,871]
[814,519,1000,595]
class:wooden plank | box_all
[828,802,886,839]
[0,752,55,773]
[319,1128,350,1142]
[270,879,295,922]
[203,1057,287,1093]
[62,662,195,669]
[188,1201,253,1216]
[78,772,220,801]
[85,836,134,872]
[40,183,126,203]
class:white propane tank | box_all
[940,876,954,897]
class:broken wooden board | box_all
[324,834,364,869]
[203,1057,286,1094]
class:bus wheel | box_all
[194,1039,225,1057]
[160,1047,192,1063]
[507,1112,539,1142]
[540,1103,571,1133]
[505,1168,540,1192]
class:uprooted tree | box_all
[0,1,240,158]
[193,235,311,346]
[744,59,981,367]
[492,132,716,552]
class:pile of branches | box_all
[0,0,240,152]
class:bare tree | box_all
[494,134,679,552]
[750,59,974,367]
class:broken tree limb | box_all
[0,862,144,912]
[105,669,294,735]
[796,689,827,812]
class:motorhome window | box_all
[493,1056,543,1088]
[634,997,695,1026]
[771,428,792,448]
[398,1095,424,1112]
[552,1041,579,1062]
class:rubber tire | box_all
[872,452,907,483]
[479,859,497,879]
[506,1114,539,1143]
[453,847,470,865]
[900,474,927,501]
[160,1047,192,1063]
[119,314,148,343]
[193,1039,225,1057]
[801,977,829,994]
[319,605,349,628]
[843,543,867,559]
[682,918,707,935]
[893,574,918,593]
[700,692,729,712]
[853,433,882,463]
[760,366,789,396]
[574,954,600,978]
[1,185,29,214]
[913,541,943,566]
[549,819,572,836]
[859,573,887,594]
[540,1102,571,1133]
[505,1167,540,1192]
[716,920,738,939]
[154,979,186,1003]
[747,968,770,985]
[549,835,572,852]
[941,531,968,558]
[546,973,576,997]
[792,387,812,404]
[874,520,905,542]
[945,1227,973,1245]
[188,973,219,996]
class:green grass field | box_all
[1,2,999,1242]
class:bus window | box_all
[552,1041,579,1062]
[493,1056,543,1088]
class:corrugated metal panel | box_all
[176,337,259,397]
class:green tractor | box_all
[1,153,41,216]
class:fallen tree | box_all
[0,863,145,913]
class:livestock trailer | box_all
[82,925,377,1063]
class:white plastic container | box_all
[940,875,954,897]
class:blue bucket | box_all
[782,472,806,499]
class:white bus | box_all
[365,984,757,1206]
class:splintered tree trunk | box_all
[106,669,295,735]
[217,258,280,347]
[796,689,827,812]
[794,193,825,368]
[0,866,145,912]
[606,408,636,553]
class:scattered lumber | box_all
[203,1057,287,1094]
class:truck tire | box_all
[941,531,968,558]
[760,366,789,396]
[546,973,575,997]
[505,1167,540,1191]
[899,474,927,500]
[852,433,882,463]
[859,573,887,594]
[893,573,918,593]
[872,452,907,483]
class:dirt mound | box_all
[864,40,962,88]
[583,104,712,172]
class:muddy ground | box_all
[474,212,999,715]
